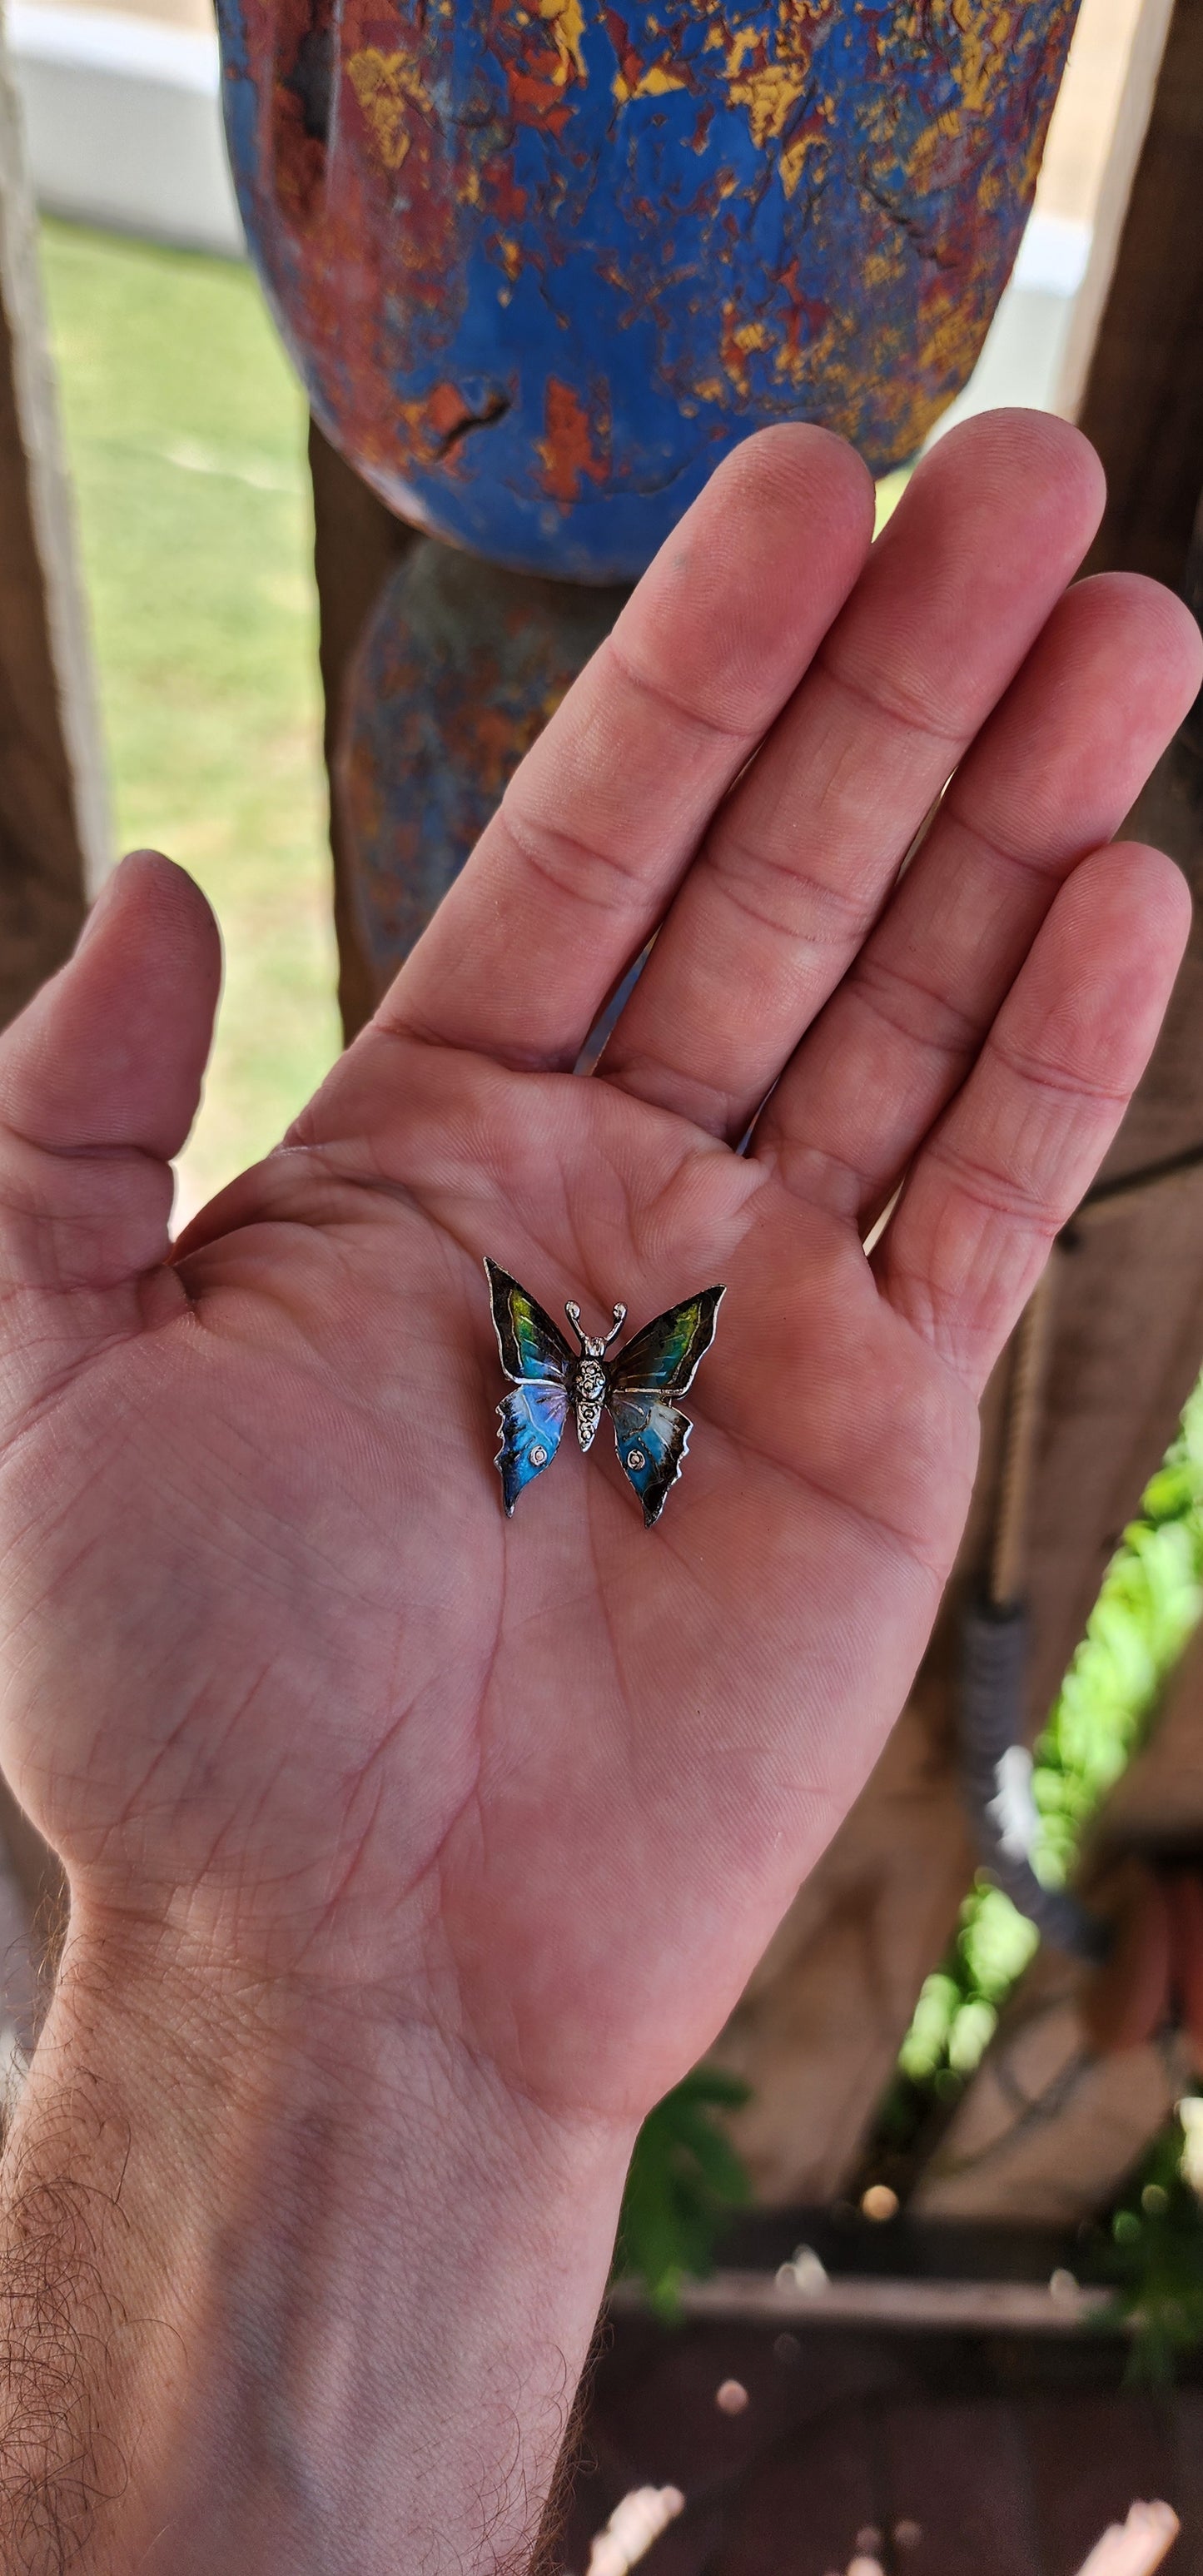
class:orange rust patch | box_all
[536,378,609,503]
[397,380,479,465]
[490,0,586,132]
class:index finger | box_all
[381,426,874,1071]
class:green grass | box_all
[38,221,340,1218]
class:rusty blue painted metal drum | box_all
[216,0,1078,581]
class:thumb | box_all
[0,849,221,1347]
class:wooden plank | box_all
[1168,2391,1203,2576]
[1024,2394,1183,2576]
[0,24,107,1030]
[1067,0,1203,586]
[876,2398,1042,2576]
[567,2321,901,2575]
[908,1945,1190,2224]
[712,2411,881,2576]
[1054,0,1177,422]
[0,27,108,2017]
[610,2272,1116,2336]
[565,2312,1203,2576]
[589,2322,823,2499]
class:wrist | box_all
[2,1920,635,2574]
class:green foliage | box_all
[898,1887,1041,2089]
[1085,2114,1203,2385]
[1031,1383,1203,1889]
[616,2068,752,2318]
[39,221,340,1215]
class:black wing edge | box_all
[643,1410,691,1528]
[611,1282,727,1397]
[483,1256,574,1384]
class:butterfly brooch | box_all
[485,1258,726,1527]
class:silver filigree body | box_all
[573,1350,607,1450]
[565,1300,626,1450]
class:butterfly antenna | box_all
[565,1299,627,1350]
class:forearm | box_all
[0,1926,633,2575]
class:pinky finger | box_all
[877,843,1191,1391]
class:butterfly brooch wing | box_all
[485,1259,572,1516]
[606,1285,726,1527]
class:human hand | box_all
[2,405,1196,2111]
[0,410,1196,2572]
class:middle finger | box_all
[599,410,1105,1137]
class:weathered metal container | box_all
[217,0,1077,578]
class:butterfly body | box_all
[572,1353,608,1452]
[485,1259,725,1526]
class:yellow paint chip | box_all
[731,318,773,352]
[539,0,588,85]
[345,47,431,169]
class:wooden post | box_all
[0,27,108,2042]
[0,27,107,1015]
[1068,0,1203,585]
[1053,0,1178,430]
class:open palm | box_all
[0,414,1196,2133]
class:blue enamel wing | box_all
[485,1259,726,1527]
